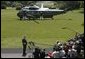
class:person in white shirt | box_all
[68,48,77,58]
[51,50,60,58]
[45,54,51,58]
[59,48,66,58]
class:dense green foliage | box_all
[1,1,84,10]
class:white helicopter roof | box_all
[21,5,39,10]
[21,4,64,12]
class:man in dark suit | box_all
[22,36,27,56]
[40,49,45,58]
[33,47,41,58]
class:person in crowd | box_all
[40,49,46,58]
[75,41,82,57]
[33,47,41,58]
[45,54,51,58]
[51,49,60,58]
[47,51,53,58]
[59,47,66,58]
[53,41,61,51]
[29,33,84,58]
[63,42,69,57]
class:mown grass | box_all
[1,7,84,48]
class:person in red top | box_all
[48,51,53,58]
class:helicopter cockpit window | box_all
[21,8,29,10]
[25,8,29,10]
[29,5,39,10]
[29,7,39,10]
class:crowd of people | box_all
[32,33,84,58]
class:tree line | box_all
[1,1,84,10]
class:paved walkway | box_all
[1,48,33,58]
[1,53,33,58]
[1,48,53,58]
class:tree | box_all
[1,1,7,9]
[51,1,84,10]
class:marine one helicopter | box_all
[17,4,67,20]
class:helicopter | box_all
[17,4,67,20]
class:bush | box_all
[1,5,6,9]
[81,23,84,26]
[16,6,22,10]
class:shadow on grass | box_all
[79,11,84,14]
[33,20,39,24]
[61,27,67,29]
[17,18,54,24]
[54,18,72,20]
[17,18,40,24]
[81,23,84,26]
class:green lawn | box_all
[1,7,84,48]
